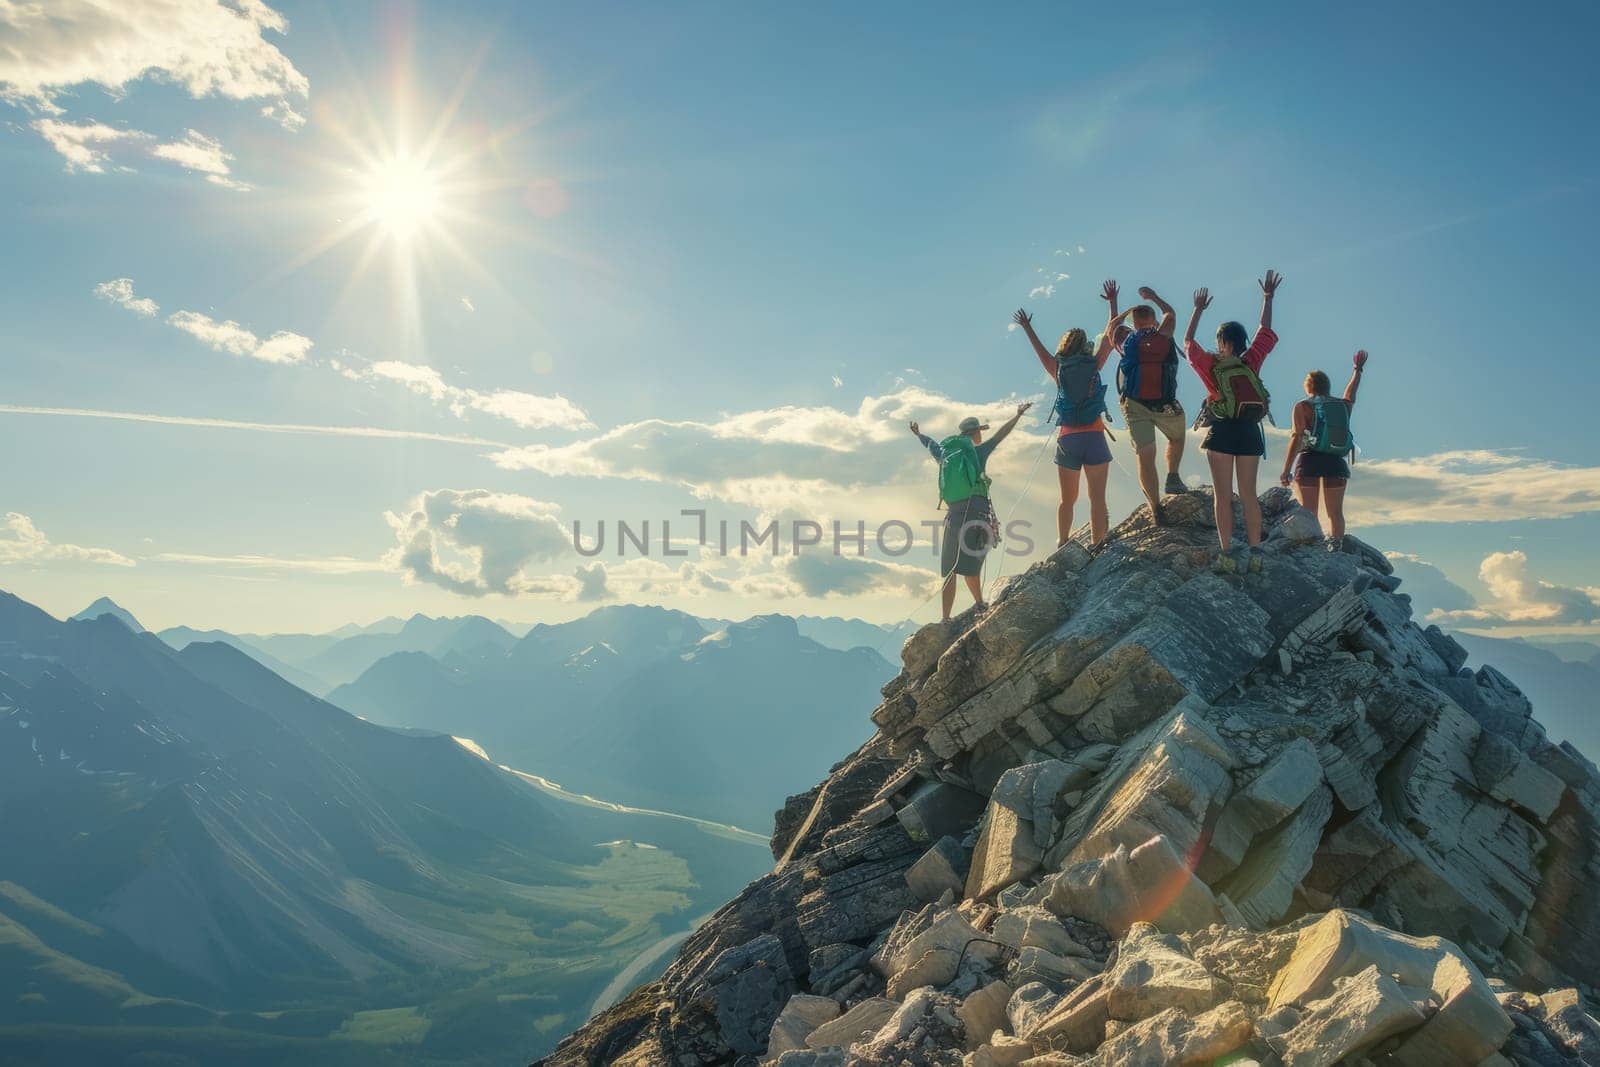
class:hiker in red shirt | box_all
[1010,281,1119,549]
[1281,350,1367,547]
[1183,270,1282,573]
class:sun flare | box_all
[361,156,442,239]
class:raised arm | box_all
[1258,269,1283,332]
[1012,309,1056,377]
[1345,350,1367,405]
[1101,279,1120,330]
[909,420,940,460]
[1186,288,1212,348]
[985,402,1033,451]
[1139,286,1177,335]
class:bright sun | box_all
[361,157,442,240]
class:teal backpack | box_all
[937,435,990,505]
[1306,396,1354,457]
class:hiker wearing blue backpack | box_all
[1011,298,1116,549]
[1280,350,1367,546]
[909,402,1032,620]
[1106,283,1190,526]
[1183,270,1283,574]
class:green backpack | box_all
[1209,354,1271,423]
[1306,395,1354,456]
[937,435,990,505]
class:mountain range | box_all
[0,591,771,1065]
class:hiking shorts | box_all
[941,496,994,578]
[1295,451,1350,486]
[1121,398,1186,450]
[1055,431,1112,470]
[1201,417,1266,457]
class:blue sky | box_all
[2,0,1598,635]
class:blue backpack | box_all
[1052,352,1109,428]
[1306,396,1355,457]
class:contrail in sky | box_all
[0,404,510,448]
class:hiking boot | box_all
[1247,547,1264,573]
[1165,472,1189,495]
[1326,535,1346,552]
[1211,550,1237,575]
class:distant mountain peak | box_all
[71,596,145,633]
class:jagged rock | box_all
[1045,835,1225,937]
[773,1049,847,1067]
[991,906,1093,960]
[766,994,842,1060]
[1200,737,1324,882]
[1006,980,1062,1039]
[1267,910,1512,1064]
[805,996,898,1050]
[957,980,1013,1051]
[898,780,988,845]
[539,493,1600,1067]
[1010,945,1097,988]
[682,933,797,1056]
[908,836,972,903]
[1094,999,1253,1066]
[1536,988,1600,1065]
[1258,964,1430,1067]
[1103,922,1228,1022]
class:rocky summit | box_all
[536,488,1600,1067]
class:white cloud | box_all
[32,119,250,187]
[93,277,158,317]
[1029,284,1055,300]
[459,296,475,312]
[456,389,593,431]
[1055,273,1070,281]
[1350,450,1600,525]
[165,310,310,364]
[351,359,592,431]
[149,128,249,190]
[0,0,309,116]
[0,512,133,567]
[384,489,575,598]
[1431,550,1600,628]
[831,375,843,389]
[259,98,305,131]
[31,119,145,172]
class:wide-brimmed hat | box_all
[958,416,990,434]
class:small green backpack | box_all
[1209,354,1272,423]
[937,435,990,505]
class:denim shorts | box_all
[1055,431,1113,470]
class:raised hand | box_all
[1193,288,1213,310]
[1100,279,1118,303]
[1012,308,1032,328]
[1138,286,1157,300]
[1016,402,1033,417]
[1259,269,1283,296]
[909,420,920,436]
[1354,349,1368,369]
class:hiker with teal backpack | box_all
[1280,350,1367,547]
[1012,293,1116,549]
[1183,270,1283,574]
[909,403,1031,620]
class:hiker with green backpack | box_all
[1011,301,1115,549]
[1280,350,1367,546]
[909,403,1031,620]
[1183,270,1283,574]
